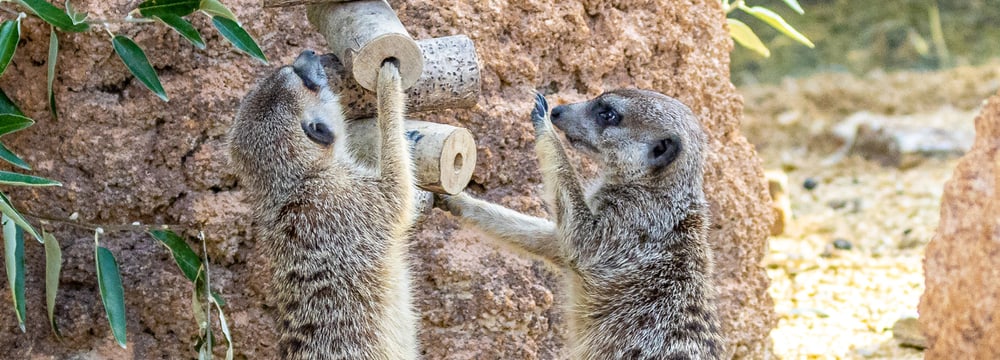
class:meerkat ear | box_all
[648,137,681,171]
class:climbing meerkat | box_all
[441,90,726,359]
[228,50,418,359]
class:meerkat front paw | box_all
[531,92,551,135]
[405,129,424,152]
[434,193,463,216]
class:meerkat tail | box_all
[444,193,565,266]
[375,60,414,206]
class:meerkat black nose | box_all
[551,105,566,120]
[292,49,328,91]
[302,119,335,146]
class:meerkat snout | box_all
[291,50,327,91]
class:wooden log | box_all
[323,35,481,120]
[347,119,477,195]
[307,0,423,91]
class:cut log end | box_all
[353,33,424,91]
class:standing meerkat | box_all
[228,50,419,359]
[441,90,726,359]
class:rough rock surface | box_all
[920,91,1000,359]
[0,0,774,358]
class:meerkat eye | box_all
[597,108,620,127]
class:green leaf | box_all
[0,18,20,78]
[728,18,770,58]
[0,114,34,137]
[137,0,200,18]
[780,0,804,15]
[111,35,168,102]
[0,192,40,242]
[0,143,30,170]
[0,170,61,187]
[16,0,89,32]
[3,215,26,332]
[0,88,23,116]
[211,16,266,64]
[149,229,200,282]
[741,6,814,48]
[64,0,88,25]
[47,27,58,120]
[96,246,127,348]
[43,231,62,337]
[155,14,205,49]
[148,230,226,305]
[199,0,238,22]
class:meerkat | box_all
[227,50,419,359]
[441,90,726,359]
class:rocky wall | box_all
[0,0,774,358]
[919,91,1000,358]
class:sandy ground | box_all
[739,63,1000,359]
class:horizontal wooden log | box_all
[347,119,477,195]
[307,0,423,91]
[322,35,481,120]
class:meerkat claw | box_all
[531,92,550,132]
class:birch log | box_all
[347,119,477,195]
[323,35,481,120]
[307,0,423,91]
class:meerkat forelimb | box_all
[442,90,726,359]
[228,50,418,360]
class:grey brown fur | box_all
[228,51,418,359]
[442,90,725,359]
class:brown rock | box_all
[920,91,1000,358]
[0,0,774,358]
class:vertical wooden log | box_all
[307,0,424,91]
[346,119,477,195]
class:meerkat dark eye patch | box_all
[302,119,334,146]
[648,137,681,171]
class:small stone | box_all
[833,238,852,250]
[803,177,818,190]
[827,199,847,209]
[892,316,927,349]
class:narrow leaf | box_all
[96,246,127,348]
[0,18,20,78]
[43,231,62,337]
[149,229,200,281]
[111,35,168,101]
[211,16,266,64]
[137,0,200,18]
[741,6,814,48]
[16,0,89,32]
[214,300,234,360]
[728,19,770,57]
[780,0,805,15]
[0,114,33,137]
[199,0,238,22]
[0,192,40,242]
[149,230,226,305]
[0,89,23,116]
[0,142,30,170]
[64,0,88,25]
[155,14,205,49]
[0,170,61,187]
[3,215,26,332]
[47,27,58,119]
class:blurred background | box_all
[731,0,999,358]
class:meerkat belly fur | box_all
[443,90,725,359]
[227,50,418,359]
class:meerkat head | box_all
[549,89,707,187]
[228,50,346,197]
